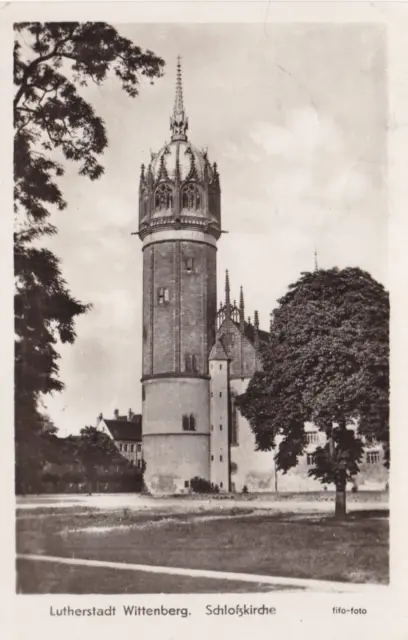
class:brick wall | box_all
[142,240,217,378]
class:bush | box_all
[190,476,214,493]
[242,485,249,494]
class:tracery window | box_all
[182,183,201,210]
[154,184,173,210]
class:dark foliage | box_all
[190,477,219,494]
[14,22,164,488]
[236,267,389,514]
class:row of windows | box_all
[306,451,381,466]
[211,454,224,462]
[211,424,224,431]
[210,391,223,397]
[119,443,142,453]
[184,480,224,489]
[154,183,202,211]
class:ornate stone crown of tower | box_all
[138,58,222,494]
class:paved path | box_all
[16,493,388,514]
[17,553,387,593]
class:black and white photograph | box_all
[9,9,394,600]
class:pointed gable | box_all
[209,339,229,361]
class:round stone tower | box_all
[138,58,222,494]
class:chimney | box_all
[114,409,119,420]
[128,408,134,421]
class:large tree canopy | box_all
[236,267,389,516]
[14,22,164,488]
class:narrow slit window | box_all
[158,287,169,304]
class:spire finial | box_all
[314,248,319,272]
[170,56,188,141]
[239,285,244,311]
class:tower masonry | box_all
[138,59,221,493]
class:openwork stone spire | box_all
[170,56,188,142]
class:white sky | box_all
[42,23,387,436]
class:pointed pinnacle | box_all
[225,269,231,307]
[239,285,244,311]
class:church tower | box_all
[138,59,222,493]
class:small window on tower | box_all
[220,455,223,462]
[182,414,196,431]
[158,287,170,305]
[185,257,194,274]
[219,392,222,398]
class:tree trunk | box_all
[335,482,346,518]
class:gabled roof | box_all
[102,416,142,442]
[209,339,229,361]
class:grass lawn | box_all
[16,559,300,594]
[16,506,388,592]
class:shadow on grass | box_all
[348,509,389,519]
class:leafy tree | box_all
[69,426,130,492]
[236,267,389,517]
[14,22,164,487]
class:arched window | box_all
[154,184,173,211]
[185,353,198,373]
[182,183,201,210]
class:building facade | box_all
[137,60,388,494]
[100,410,143,468]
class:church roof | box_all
[150,139,214,184]
[102,416,142,442]
[209,339,229,361]
[239,321,270,345]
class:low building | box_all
[99,410,143,468]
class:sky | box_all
[40,23,387,436]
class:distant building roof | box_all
[102,415,142,442]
